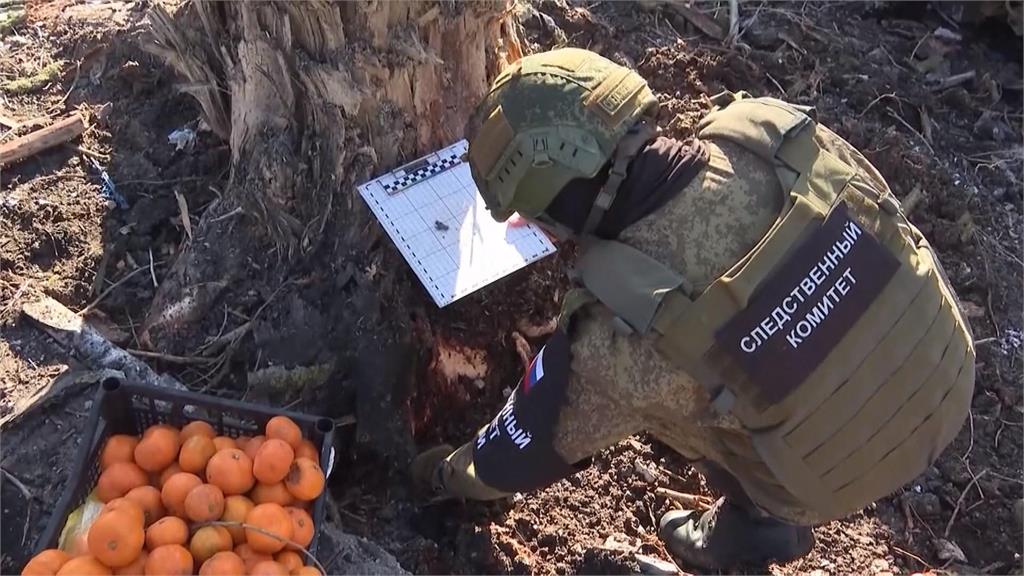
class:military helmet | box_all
[466,48,659,224]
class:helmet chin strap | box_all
[580,120,658,236]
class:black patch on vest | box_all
[473,329,577,492]
[714,202,900,405]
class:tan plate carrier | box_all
[571,92,975,521]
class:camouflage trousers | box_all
[438,126,894,527]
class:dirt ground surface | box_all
[2,1,1022,575]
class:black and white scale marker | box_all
[357,140,557,308]
[380,149,463,196]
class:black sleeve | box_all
[472,329,581,492]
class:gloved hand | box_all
[410,444,455,502]
[410,442,514,502]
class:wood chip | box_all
[175,191,193,242]
[959,301,987,319]
[919,105,934,145]
[901,186,925,217]
[932,26,962,43]
[934,538,967,563]
[636,554,683,575]
[416,5,440,26]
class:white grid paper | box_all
[357,140,557,307]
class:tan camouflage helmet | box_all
[466,48,659,225]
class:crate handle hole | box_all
[316,418,335,434]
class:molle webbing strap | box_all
[781,239,937,449]
[833,351,973,509]
[740,201,916,429]
[581,121,657,235]
[822,301,961,487]
[740,198,975,519]
[751,430,841,517]
[781,242,936,451]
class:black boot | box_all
[658,497,814,570]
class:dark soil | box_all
[2,1,1021,575]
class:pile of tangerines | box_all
[23,416,327,576]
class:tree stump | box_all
[141,1,523,458]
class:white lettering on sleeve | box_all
[741,336,756,353]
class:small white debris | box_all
[167,128,196,151]
[1001,329,1022,356]
[635,554,680,575]
[600,533,640,553]
[634,460,659,483]
[933,27,962,43]
[934,538,968,563]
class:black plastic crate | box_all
[35,378,336,565]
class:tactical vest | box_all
[571,92,975,521]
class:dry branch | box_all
[725,0,740,44]
[1,467,33,545]
[664,2,726,40]
[79,266,150,315]
[0,114,86,166]
[127,348,217,365]
[945,468,988,537]
[655,487,716,510]
[196,520,326,574]
[930,70,976,92]
[888,110,935,155]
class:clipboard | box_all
[357,140,556,307]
